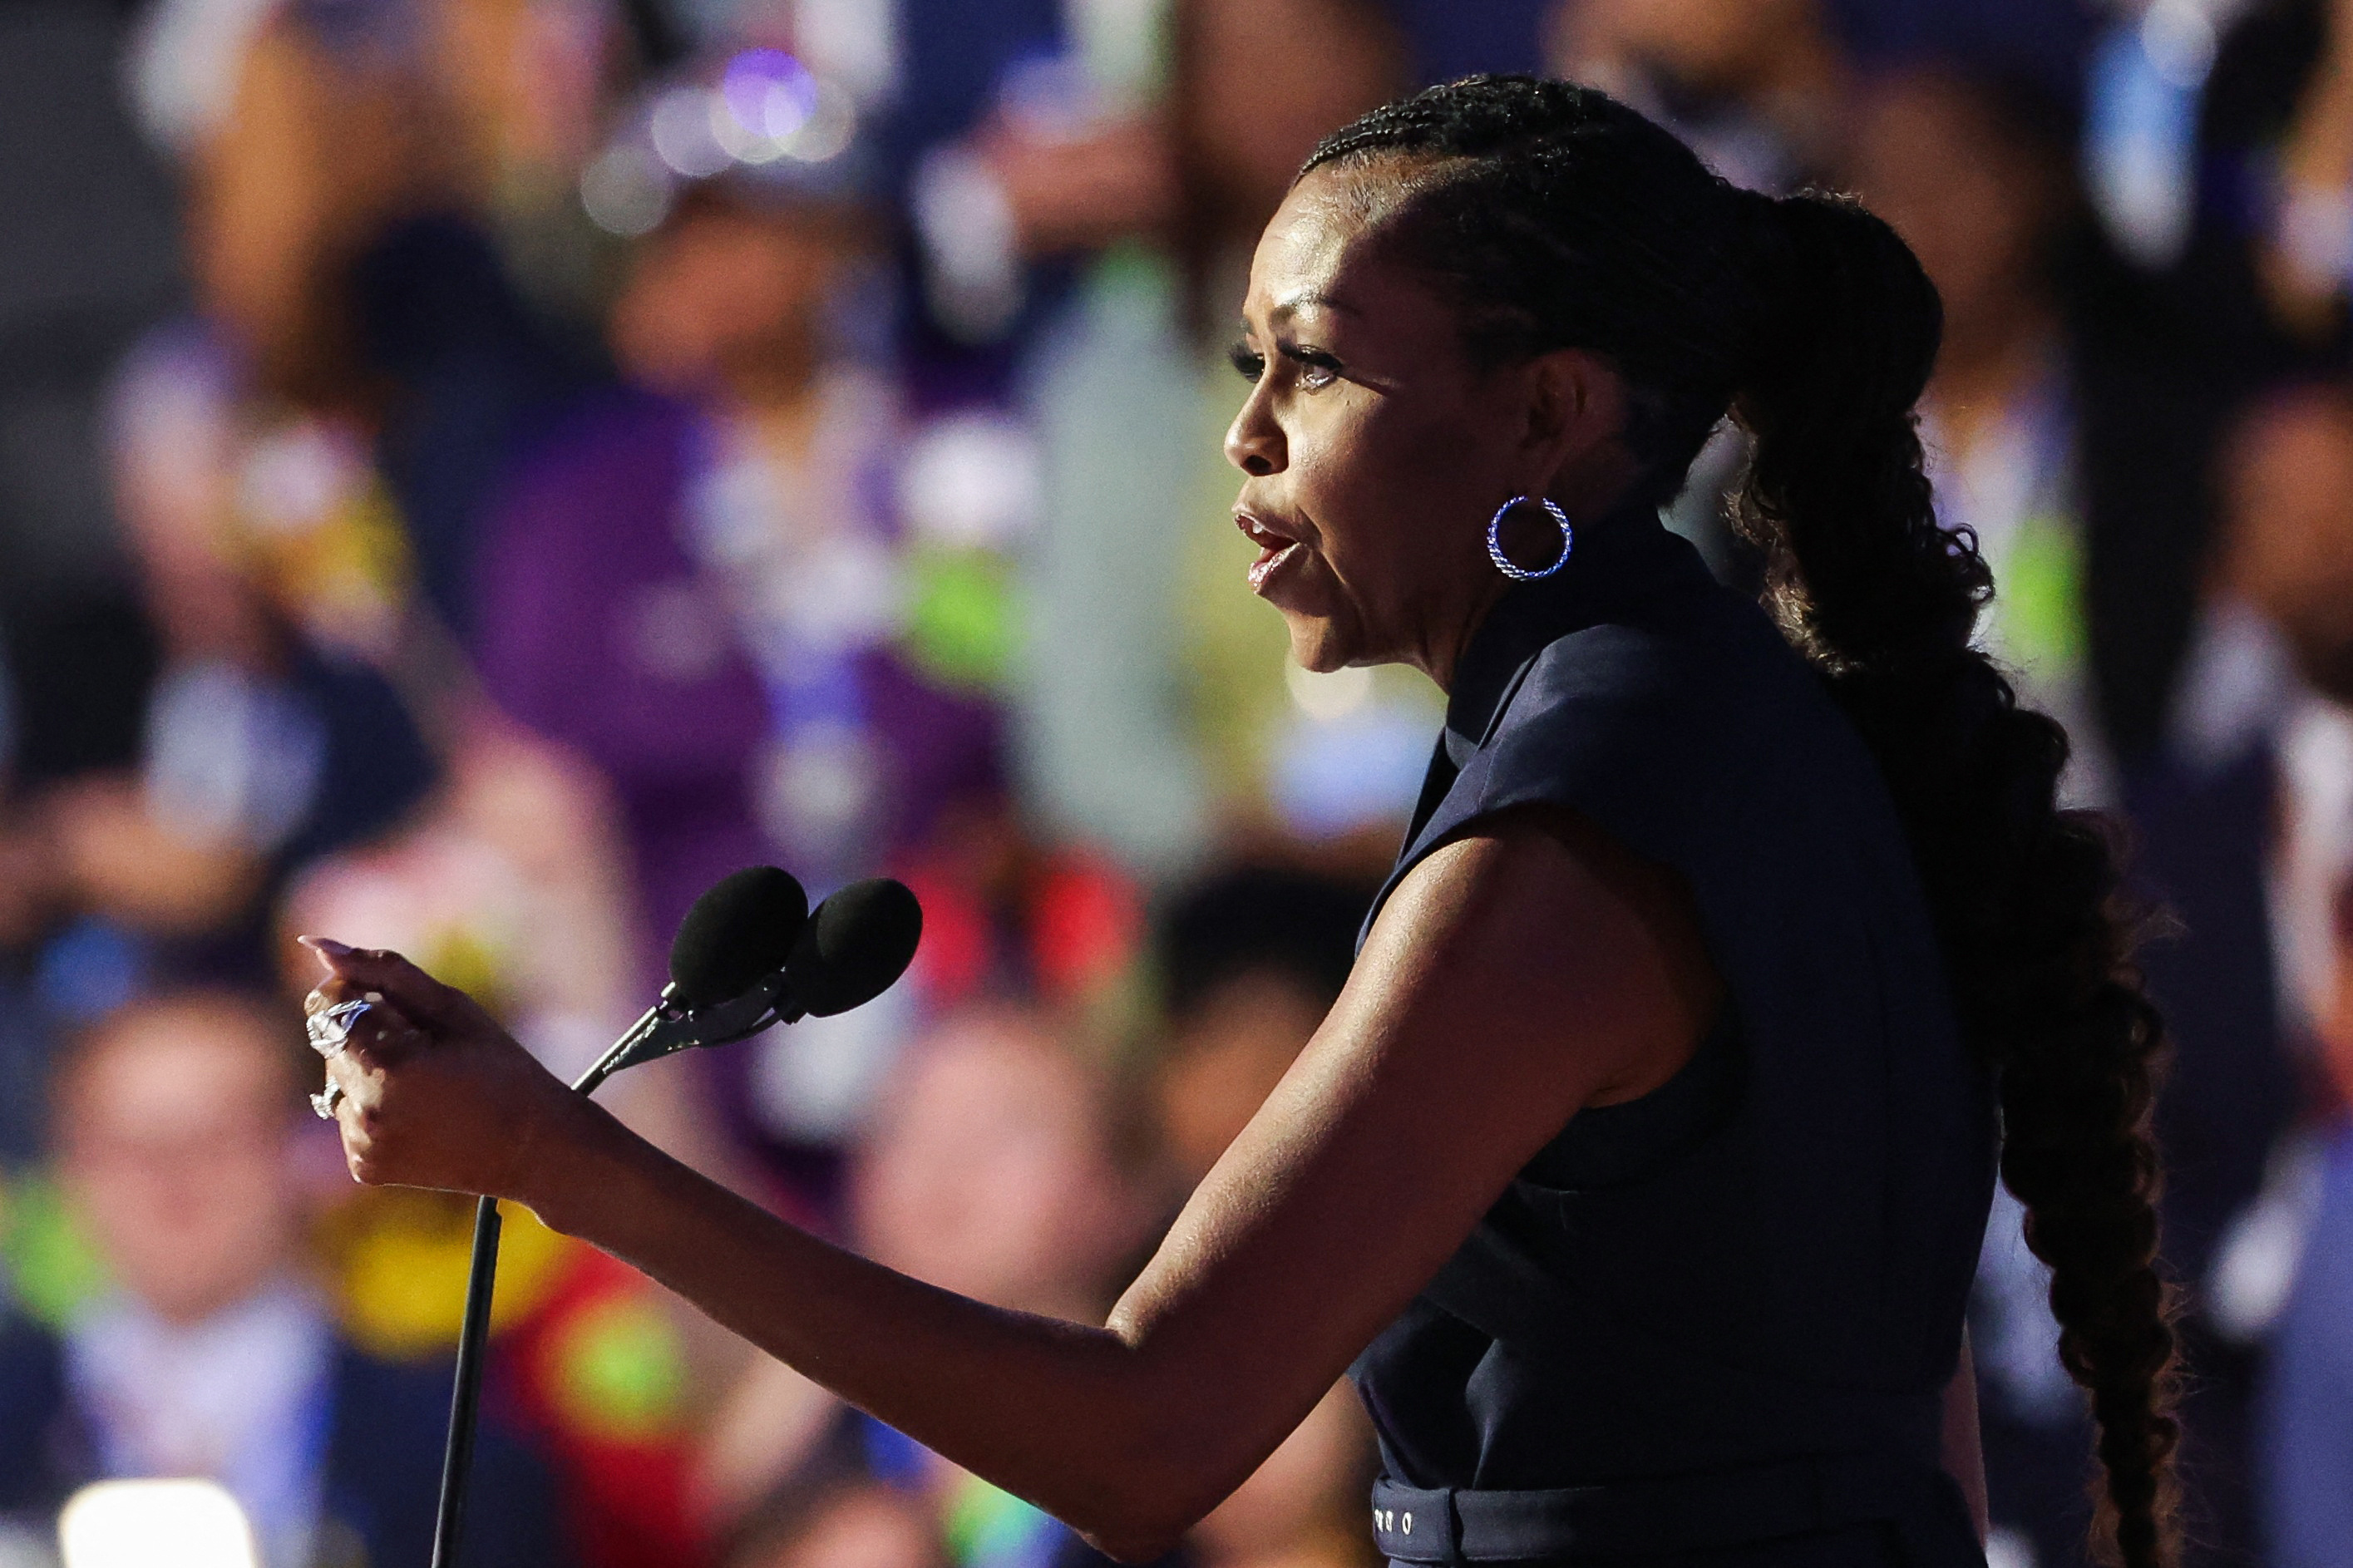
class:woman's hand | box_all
[301,937,585,1206]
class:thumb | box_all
[298,937,469,1028]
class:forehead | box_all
[65,1008,286,1128]
[890,1019,1093,1126]
[1243,161,1425,323]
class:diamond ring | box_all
[307,999,372,1058]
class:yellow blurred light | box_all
[58,1480,258,1568]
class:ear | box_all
[1518,348,1628,471]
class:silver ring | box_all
[307,999,371,1058]
[311,1079,346,1120]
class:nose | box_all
[1224,379,1285,477]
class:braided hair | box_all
[1303,76,2180,1566]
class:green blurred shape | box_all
[2000,511,2087,676]
[0,1176,111,1328]
[545,1292,689,1443]
[904,545,1019,692]
[944,1472,1053,1568]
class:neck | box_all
[1423,574,1512,694]
[724,358,834,466]
[720,330,826,419]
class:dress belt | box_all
[1367,1455,1982,1566]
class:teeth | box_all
[1248,541,1298,592]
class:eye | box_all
[1228,340,1265,382]
[1279,343,1343,390]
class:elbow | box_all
[1078,1526,1186,1566]
[1064,1459,1228,1564]
[1074,1507,1196,1566]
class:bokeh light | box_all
[59,1481,258,1568]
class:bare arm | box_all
[313,807,1715,1558]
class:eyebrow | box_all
[1269,292,1358,323]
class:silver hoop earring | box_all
[1487,496,1574,581]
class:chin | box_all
[1282,615,1357,674]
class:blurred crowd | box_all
[2,0,2352,1565]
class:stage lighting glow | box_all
[780,82,856,164]
[649,87,731,179]
[58,1479,259,1568]
[722,50,817,147]
[581,144,672,236]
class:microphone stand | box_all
[427,977,796,1567]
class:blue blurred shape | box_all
[35,919,147,1027]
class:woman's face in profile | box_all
[1225,162,1546,678]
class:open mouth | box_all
[1236,511,1304,594]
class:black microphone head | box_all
[670,865,809,1008]
[787,878,923,1017]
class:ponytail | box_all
[1302,78,2183,1567]
[1735,190,2183,1568]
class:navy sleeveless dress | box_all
[1348,509,1998,1568]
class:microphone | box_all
[585,872,926,1082]
[672,863,810,1007]
[581,865,811,1087]
[431,866,920,1568]
[783,876,925,1019]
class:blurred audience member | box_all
[93,328,437,923]
[855,1008,1147,1327]
[479,67,1009,935]
[0,989,564,1567]
[0,323,437,1097]
[2223,379,2353,1568]
[1848,64,2110,804]
[183,0,593,639]
[1551,0,1848,193]
[1148,866,1381,1568]
[479,62,1028,1219]
[2265,1080,2353,1566]
[2236,0,2353,346]
[703,1006,1149,1566]
[906,30,1174,351]
[1153,865,1372,1184]
[278,707,641,1088]
[2066,0,2353,770]
[2123,380,2353,1568]
[1168,0,1409,319]
[2209,382,2353,1117]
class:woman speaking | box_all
[304,76,2178,1568]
